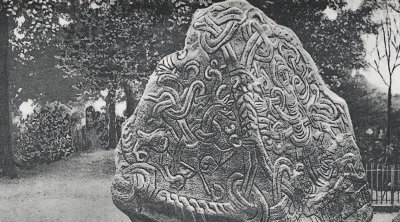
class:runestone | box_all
[111,1,373,221]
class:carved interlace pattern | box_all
[112,1,371,222]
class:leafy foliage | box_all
[341,75,385,161]
[251,0,377,91]
[57,0,191,91]
[12,102,76,167]
[3,0,394,167]
[55,0,194,149]
[341,74,400,164]
[2,0,70,60]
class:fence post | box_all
[391,165,395,205]
[386,165,389,203]
[383,164,385,204]
[375,163,378,204]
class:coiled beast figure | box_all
[111,1,373,221]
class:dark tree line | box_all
[0,7,17,178]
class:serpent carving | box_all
[111,1,373,221]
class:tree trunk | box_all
[122,80,136,117]
[106,87,117,150]
[387,79,392,145]
[0,9,17,178]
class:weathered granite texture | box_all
[393,209,400,222]
[111,1,373,221]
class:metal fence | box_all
[365,163,400,206]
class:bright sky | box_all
[363,33,400,94]
[91,97,106,112]
[86,89,126,117]
[58,16,71,27]
[88,97,126,116]
[323,0,400,94]
[362,2,400,95]
[19,99,36,119]
[13,16,25,40]
[19,90,126,121]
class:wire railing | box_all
[365,163,400,206]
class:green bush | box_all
[13,103,77,167]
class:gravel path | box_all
[372,212,397,222]
[0,150,130,222]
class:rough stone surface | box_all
[111,1,373,221]
[393,211,400,222]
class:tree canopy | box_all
[3,0,400,176]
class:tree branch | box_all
[381,16,393,78]
[369,62,389,87]
[376,33,382,59]
[393,63,400,74]
[388,2,400,13]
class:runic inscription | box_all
[111,1,373,221]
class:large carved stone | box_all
[111,1,373,221]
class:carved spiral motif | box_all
[112,1,372,221]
